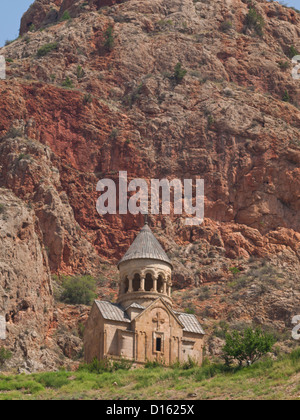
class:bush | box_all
[229,266,240,276]
[222,327,276,367]
[181,356,198,370]
[60,11,71,22]
[37,42,58,57]
[173,62,187,84]
[61,77,74,89]
[61,77,74,88]
[288,45,299,59]
[220,20,233,32]
[282,90,290,103]
[245,8,265,36]
[278,61,290,70]
[76,65,85,80]
[59,275,97,305]
[184,307,196,314]
[0,347,12,367]
[104,25,115,52]
[0,204,5,215]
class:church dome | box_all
[118,224,172,268]
[117,223,173,308]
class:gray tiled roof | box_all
[125,302,145,311]
[95,301,130,323]
[94,300,205,334]
[173,311,205,335]
[118,224,172,268]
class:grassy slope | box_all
[1,352,300,400]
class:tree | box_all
[222,327,276,367]
[59,275,97,305]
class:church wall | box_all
[182,331,204,365]
[83,303,103,363]
[133,302,183,365]
[117,329,135,359]
[105,320,131,357]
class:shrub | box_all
[245,8,265,36]
[278,61,290,70]
[60,11,71,22]
[229,266,241,276]
[181,356,198,370]
[59,275,97,305]
[124,83,144,108]
[109,128,119,139]
[37,42,58,57]
[288,45,299,59]
[76,65,85,80]
[220,20,233,32]
[184,307,196,314]
[222,327,276,367]
[0,347,12,367]
[104,25,115,52]
[0,204,5,215]
[83,93,93,104]
[62,77,74,88]
[173,62,187,84]
[282,90,290,103]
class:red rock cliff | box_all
[0,0,300,368]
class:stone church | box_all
[84,223,205,366]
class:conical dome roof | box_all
[118,224,172,268]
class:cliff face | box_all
[0,0,300,369]
[0,189,55,370]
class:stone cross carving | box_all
[152,312,165,329]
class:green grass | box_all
[1,352,300,400]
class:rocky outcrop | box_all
[20,0,63,35]
[0,132,101,274]
[0,189,54,370]
[20,0,126,35]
